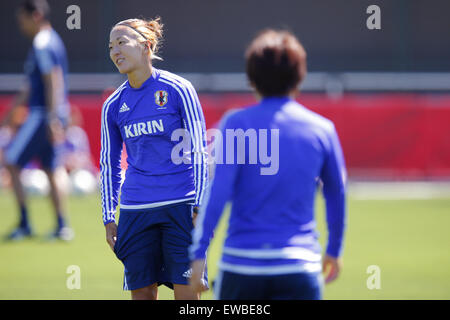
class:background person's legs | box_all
[3,113,44,239]
[43,167,73,240]
[3,114,53,239]
[5,163,31,238]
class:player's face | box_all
[109,26,148,74]
[17,10,37,39]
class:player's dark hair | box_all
[245,29,307,97]
[19,0,50,20]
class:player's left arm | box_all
[320,123,347,283]
[41,66,65,118]
[176,81,209,209]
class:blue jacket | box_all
[100,68,208,225]
[190,97,346,275]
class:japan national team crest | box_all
[155,90,168,107]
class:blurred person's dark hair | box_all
[19,0,50,20]
[245,29,307,97]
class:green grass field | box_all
[0,190,449,300]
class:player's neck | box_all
[27,22,52,40]
[253,88,298,101]
[32,22,51,38]
[127,64,153,89]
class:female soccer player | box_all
[101,17,208,300]
[189,30,347,299]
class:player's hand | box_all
[189,259,208,294]
[105,222,118,252]
[322,254,342,284]
[192,206,199,227]
[48,116,64,144]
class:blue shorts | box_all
[114,202,208,291]
[4,111,55,169]
[215,270,323,300]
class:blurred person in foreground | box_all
[189,29,347,299]
[1,0,73,241]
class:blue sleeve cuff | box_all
[326,239,343,258]
[103,219,116,226]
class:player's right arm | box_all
[0,83,29,127]
[100,88,125,251]
[189,112,240,293]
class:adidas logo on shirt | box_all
[119,102,130,113]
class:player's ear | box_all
[144,40,152,54]
[32,10,44,24]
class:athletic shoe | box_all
[45,226,75,242]
[5,226,33,241]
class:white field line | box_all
[348,181,450,200]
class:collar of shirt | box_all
[260,96,292,106]
[126,68,160,91]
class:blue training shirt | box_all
[25,28,69,121]
[100,68,208,225]
[190,97,347,275]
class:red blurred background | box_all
[2,93,449,180]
